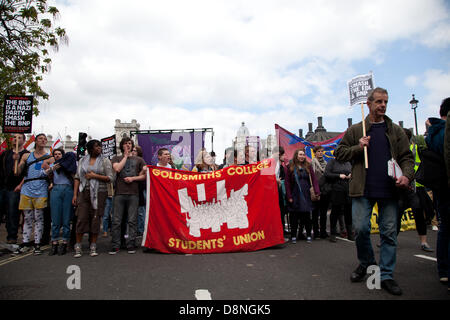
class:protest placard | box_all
[347,73,375,169]
[2,95,33,133]
[348,73,374,106]
[101,135,117,159]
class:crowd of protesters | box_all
[0,90,448,296]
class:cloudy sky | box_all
[34,0,450,160]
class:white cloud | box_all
[423,69,450,113]
[35,0,450,158]
[404,75,419,88]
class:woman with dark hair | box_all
[72,139,113,257]
[324,157,353,242]
[285,148,320,243]
[47,148,77,255]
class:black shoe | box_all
[109,247,119,255]
[381,279,402,296]
[350,265,367,283]
[49,243,59,256]
[320,232,329,239]
[33,244,42,255]
[58,243,67,256]
[298,234,307,241]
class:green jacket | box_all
[335,115,414,197]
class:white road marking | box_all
[195,289,212,300]
[414,254,437,262]
[336,236,354,243]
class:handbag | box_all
[309,172,320,202]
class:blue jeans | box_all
[103,197,114,233]
[352,197,398,281]
[137,191,146,234]
[138,206,145,234]
[50,184,74,241]
[434,187,450,286]
[2,189,21,241]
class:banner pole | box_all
[361,102,368,169]
[14,134,19,174]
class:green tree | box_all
[0,0,68,137]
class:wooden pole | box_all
[14,134,19,174]
[361,102,369,169]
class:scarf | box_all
[78,154,103,210]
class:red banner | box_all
[142,160,284,254]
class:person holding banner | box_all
[285,148,320,243]
[335,87,414,296]
[13,134,54,255]
[0,134,29,244]
[192,149,218,172]
[132,146,146,236]
[72,140,113,257]
[157,148,173,168]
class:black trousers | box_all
[290,211,311,238]
[330,203,352,235]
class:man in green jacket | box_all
[335,87,414,296]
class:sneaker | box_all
[291,237,297,244]
[127,247,136,254]
[74,244,82,258]
[102,232,108,238]
[12,243,31,255]
[432,225,438,231]
[421,243,433,252]
[439,277,448,284]
[329,234,337,243]
[89,244,99,257]
[109,247,119,255]
[306,237,312,243]
[381,279,402,296]
[33,244,42,255]
[350,265,367,283]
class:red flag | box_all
[23,134,35,151]
[0,140,8,155]
[275,124,345,163]
[143,160,284,254]
[0,137,15,155]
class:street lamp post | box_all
[410,94,419,136]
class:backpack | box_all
[414,148,447,190]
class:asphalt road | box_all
[0,227,448,301]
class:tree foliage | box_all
[0,0,68,125]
